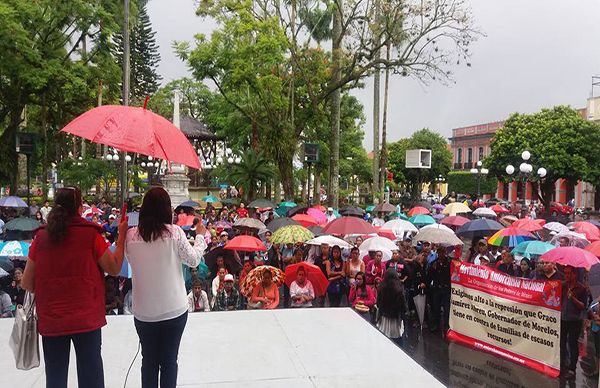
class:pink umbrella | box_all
[540,246,600,269]
[571,222,600,242]
[306,208,327,226]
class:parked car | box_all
[548,202,574,216]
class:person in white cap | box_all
[326,207,336,223]
[214,274,240,311]
[218,230,229,247]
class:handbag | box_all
[9,292,40,370]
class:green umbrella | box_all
[5,217,40,231]
[202,195,220,203]
[511,241,555,259]
[271,224,314,244]
[365,205,375,212]
[409,214,436,226]
[276,201,297,217]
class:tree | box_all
[147,78,213,120]
[224,150,275,201]
[485,106,600,207]
[446,171,497,197]
[387,128,452,198]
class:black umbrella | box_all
[266,217,300,232]
[0,259,14,272]
[5,217,40,231]
[373,203,397,213]
[203,246,242,275]
[248,199,277,209]
[286,206,309,217]
[339,206,366,218]
[308,225,324,236]
[177,200,201,209]
[456,218,504,238]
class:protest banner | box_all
[447,261,561,378]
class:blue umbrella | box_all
[511,241,555,259]
[409,214,436,226]
[0,240,30,257]
[456,218,504,238]
[202,195,219,203]
[0,196,28,208]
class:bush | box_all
[447,171,497,196]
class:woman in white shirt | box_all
[289,266,315,308]
[125,187,207,388]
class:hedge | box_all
[447,171,498,196]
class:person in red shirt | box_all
[237,202,249,218]
[21,187,127,388]
[365,251,385,287]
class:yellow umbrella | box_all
[442,202,472,216]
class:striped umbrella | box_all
[487,227,536,247]
[240,265,285,297]
[271,224,314,244]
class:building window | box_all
[457,149,462,163]
[467,148,473,163]
[479,147,484,160]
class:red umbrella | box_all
[407,206,431,216]
[292,213,319,228]
[572,222,600,242]
[584,241,600,257]
[284,262,329,296]
[540,246,600,269]
[322,216,377,235]
[440,215,470,227]
[490,204,509,214]
[374,227,397,240]
[224,235,266,252]
[61,103,201,169]
[512,218,543,232]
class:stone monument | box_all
[161,91,191,207]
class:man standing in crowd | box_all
[471,239,494,265]
[39,200,52,222]
[428,247,451,333]
[560,265,587,379]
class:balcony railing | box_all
[453,162,463,170]
[463,162,473,169]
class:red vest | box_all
[34,217,107,336]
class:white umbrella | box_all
[550,231,590,248]
[359,236,399,252]
[234,218,267,230]
[421,223,454,234]
[382,219,418,237]
[413,293,427,330]
[306,235,353,249]
[543,222,569,234]
[360,248,393,262]
[472,207,497,218]
[413,228,463,246]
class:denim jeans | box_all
[42,328,104,388]
[134,311,188,388]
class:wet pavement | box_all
[400,324,599,388]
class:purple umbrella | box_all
[0,196,27,208]
[432,204,445,211]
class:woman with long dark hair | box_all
[124,187,207,388]
[21,187,127,388]
[376,268,406,345]
[325,245,346,307]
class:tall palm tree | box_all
[226,150,274,202]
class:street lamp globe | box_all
[106,154,113,161]
[505,165,515,175]
[234,156,242,164]
[476,160,482,167]
[470,168,478,174]
[125,155,132,162]
[481,168,489,175]
[537,167,547,178]
[521,150,531,161]
[141,162,146,167]
[113,154,119,161]
[519,162,528,173]
[154,162,160,168]
[227,157,234,164]
[216,156,224,164]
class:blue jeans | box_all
[42,328,104,388]
[134,312,188,388]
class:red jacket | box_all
[32,217,108,336]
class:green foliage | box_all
[147,78,213,120]
[446,171,498,196]
[225,150,275,201]
[58,158,117,194]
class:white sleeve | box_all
[202,291,211,312]
[308,281,315,299]
[173,225,207,268]
[289,281,298,298]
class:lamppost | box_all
[470,161,489,201]
[104,149,132,200]
[505,150,547,204]
[140,156,162,185]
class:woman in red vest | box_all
[21,187,127,388]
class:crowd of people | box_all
[1,187,599,386]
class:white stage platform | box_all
[0,308,443,387]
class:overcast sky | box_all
[148,0,600,150]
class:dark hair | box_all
[192,279,204,288]
[293,248,304,257]
[350,247,359,254]
[138,187,172,242]
[296,266,306,275]
[47,187,82,242]
[355,271,367,292]
[520,258,531,270]
[377,268,405,317]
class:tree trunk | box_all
[379,44,391,197]
[0,108,23,193]
[273,174,281,203]
[251,120,259,151]
[371,0,381,201]
[277,154,295,200]
[328,0,342,208]
[313,169,321,204]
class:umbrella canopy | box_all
[442,202,472,216]
[511,241,556,259]
[543,222,569,234]
[306,208,328,226]
[0,196,28,208]
[240,265,285,296]
[177,200,201,209]
[221,198,240,206]
[272,224,314,244]
[233,218,266,230]
[339,206,366,218]
[414,294,427,328]
[376,228,397,240]
[82,206,104,218]
[312,204,327,212]
[176,214,197,227]
[540,246,600,269]
[571,221,600,242]
[373,203,397,213]
[0,260,14,272]
[276,201,297,216]
[284,263,329,297]
[61,104,201,169]
[550,231,590,248]
[202,195,220,203]
[440,215,470,228]
[487,227,536,247]
[224,235,267,252]
[409,214,436,226]
[291,213,318,228]
[512,218,544,232]
[248,199,277,209]
[307,225,324,236]
[413,228,463,246]
[415,201,434,211]
[587,220,600,228]
[432,204,445,211]
[456,218,504,238]
[407,206,431,217]
[306,235,353,248]
[0,267,9,278]
[0,240,30,257]
[421,223,454,234]
[490,204,510,214]
[286,206,309,217]
[213,220,233,230]
[472,207,497,218]
[359,236,399,252]
[5,217,40,232]
[585,241,600,257]
[204,246,243,274]
[266,217,300,232]
[322,217,377,235]
[499,215,518,227]
[432,214,446,221]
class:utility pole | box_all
[120,0,130,205]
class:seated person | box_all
[249,268,279,309]
[188,279,210,312]
[289,266,315,308]
[214,274,240,311]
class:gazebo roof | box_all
[177,115,223,141]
